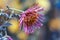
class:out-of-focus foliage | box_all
[49,18,60,31]
[9,0,22,10]
[8,18,20,34]
[0,0,7,9]
[36,0,51,14]
[17,31,28,40]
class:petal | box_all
[8,36,13,40]
[35,7,44,12]
[23,23,28,33]
[23,22,34,34]
[20,14,25,25]
[38,14,45,22]
[27,26,34,33]
[23,26,28,33]
[34,21,43,28]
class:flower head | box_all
[20,4,45,34]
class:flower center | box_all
[24,11,38,26]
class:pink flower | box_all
[20,4,45,34]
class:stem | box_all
[9,10,14,18]
[10,8,24,12]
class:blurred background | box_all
[0,0,60,40]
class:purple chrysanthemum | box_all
[20,4,45,34]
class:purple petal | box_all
[23,23,34,33]
[27,26,34,33]
[20,14,26,25]
[35,7,44,12]
[34,21,43,28]
[38,14,45,22]
[23,26,28,33]
[8,37,13,40]
[23,23,30,33]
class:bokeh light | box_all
[8,18,20,34]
